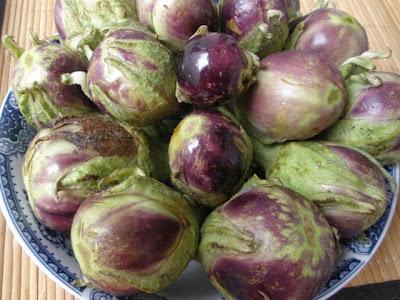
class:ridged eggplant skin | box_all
[23,115,151,231]
[323,72,400,166]
[253,140,394,238]
[71,175,199,295]
[86,26,179,127]
[199,177,337,300]
[9,41,95,129]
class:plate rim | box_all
[0,88,399,300]
[0,89,85,300]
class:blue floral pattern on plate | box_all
[0,90,398,300]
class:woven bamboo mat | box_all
[0,0,400,299]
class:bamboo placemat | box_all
[0,0,400,299]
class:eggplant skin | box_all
[71,175,199,295]
[86,26,179,127]
[169,110,253,207]
[220,0,289,58]
[323,71,400,166]
[199,178,337,300]
[22,115,151,231]
[237,50,346,145]
[253,141,392,238]
[151,0,218,51]
[176,32,259,107]
[286,8,369,66]
[11,41,95,129]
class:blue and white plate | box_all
[0,89,398,300]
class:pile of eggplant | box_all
[3,0,399,299]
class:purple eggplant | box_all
[199,177,338,300]
[63,25,179,127]
[323,71,400,165]
[71,175,199,295]
[286,8,368,66]
[236,50,346,144]
[220,0,289,58]
[23,115,151,231]
[2,35,95,129]
[254,140,394,238]
[137,0,218,50]
[169,110,253,207]
[176,29,259,107]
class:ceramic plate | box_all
[0,90,398,300]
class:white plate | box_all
[0,89,398,300]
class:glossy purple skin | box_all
[177,33,250,106]
[202,184,337,300]
[243,50,346,143]
[325,144,388,237]
[54,0,67,40]
[349,73,400,121]
[153,0,218,48]
[170,110,252,206]
[289,8,368,66]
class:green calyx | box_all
[323,71,400,166]
[200,178,336,281]
[62,26,105,61]
[199,207,260,271]
[17,83,93,129]
[313,0,337,10]
[323,119,400,166]
[59,156,150,193]
[89,32,179,127]
[59,0,138,40]
[72,175,199,293]
[237,50,260,95]
[340,50,392,78]
[2,35,25,58]
[5,37,95,129]
[240,9,289,57]
[148,141,171,183]
[254,142,391,230]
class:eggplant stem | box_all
[340,49,391,78]
[61,72,90,98]
[314,0,336,10]
[2,35,25,59]
[29,32,45,46]
[190,25,209,40]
